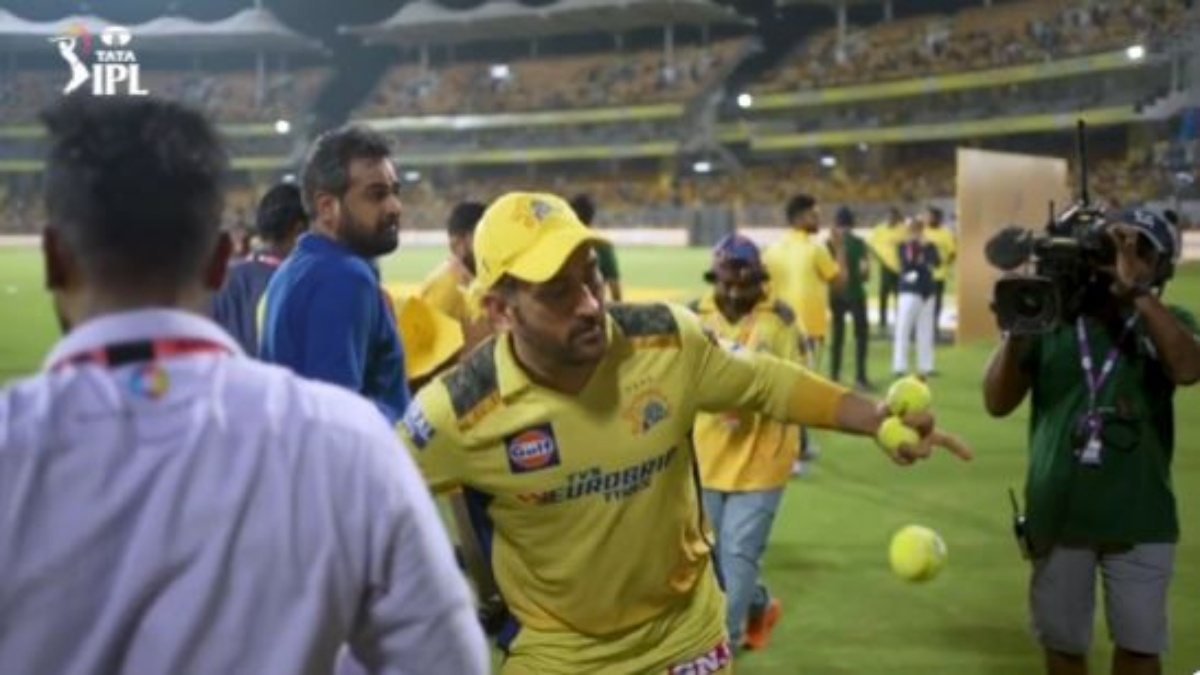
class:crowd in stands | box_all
[355,39,746,117]
[0,152,1188,235]
[757,0,1191,93]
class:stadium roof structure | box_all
[0,7,325,53]
[340,0,752,46]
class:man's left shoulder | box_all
[764,299,796,326]
[609,303,681,339]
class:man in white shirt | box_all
[0,95,488,675]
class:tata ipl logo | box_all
[49,24,149,96]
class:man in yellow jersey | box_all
[689,234,801,654]
[868,207,906,336]
[420,200,492,351]
[921,206,956,347]
[398,192,972,674]
[763,193,845,367]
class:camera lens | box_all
[1015,289,1046,318]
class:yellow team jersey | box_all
[763,230,839,339]
[398,303,849,669]
[868,223,906,273]
[419,257,479,323]
[923,226,957,282]
[690,295,802,492]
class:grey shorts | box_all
[1030,543,1175,656]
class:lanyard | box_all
[1074,314,1138,411]
[51,337,232,372]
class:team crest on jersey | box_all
[401,403,435,450]
[127,363,169,400]
[624,388,670,435]
[505,424,561,474]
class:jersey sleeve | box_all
[397,383,466,493]
[816,244,840,282]
[674,305,850,428]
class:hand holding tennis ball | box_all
[886,375,932,416]
[876,376,972,464]
[876,416,920,460]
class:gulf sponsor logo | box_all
[505,424,560,474]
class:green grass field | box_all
[1,246,1198,674]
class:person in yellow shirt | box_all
[763,193,845,368]
[922,206,957,345]
[398,192,972,674]
[868,207,907,335]
[688,234,801,655]
[419,200,491,352]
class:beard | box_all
[338,209,399,259]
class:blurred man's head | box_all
[834,206,855,229]
[446,200,486,275]
[568,194,596,226]
[476,193,609,370]
[255,182,308,255]
[40,95,229,332]
[786,194,820,232]
[925,206,944,228]
[705,234,767,318]
[905,216,925,238]
[301,125,401,259]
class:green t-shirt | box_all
[596,241,620,281]
[1021,305,1198,548]
[828,233,867,303]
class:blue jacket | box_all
[896,239,941,299]
[260,233,410,423]
[210,251,282,357]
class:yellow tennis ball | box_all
[876,416,919,456]
[889,525,948,582]
[887,376,932,416]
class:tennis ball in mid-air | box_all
[876,416,919,456]
[887,376,933,416]
[889,525,948,582]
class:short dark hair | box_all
[926,205,943,224]
[785,194,816,223]
[41,95,227,288]
[256,183,307,243]
[569,194,596,225]
[300,125,392,214]
[447,200,486,238]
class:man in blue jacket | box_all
[260,125,409,422]
[211,182,307,356]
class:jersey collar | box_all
[43,309,243,372]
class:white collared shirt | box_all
[0,309,488,675]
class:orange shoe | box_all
[741,598,782,651]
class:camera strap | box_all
[1074,314,1138,464]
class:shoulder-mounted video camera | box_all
[984,120,1162,335]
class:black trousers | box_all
[878,268,899,330]
[829,294,869,384]
[933,280,946,333]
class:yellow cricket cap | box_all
[393,294,465,381]
[473,192,607,291]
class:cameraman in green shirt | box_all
[983,209,1200,675]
